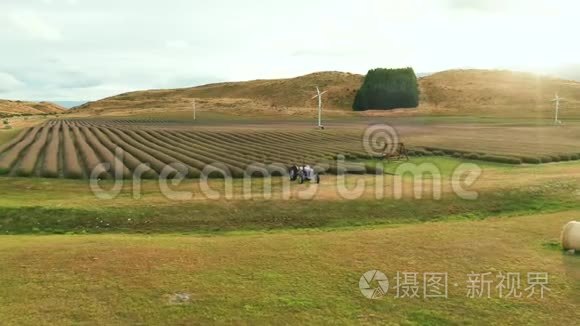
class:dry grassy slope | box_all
[0,100,66,116]
[181,71,363,108]
[72,69,580,117]
[420,70,580,116]
[72,71,363,114]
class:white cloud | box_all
[8,12,62,41]
[165,40,190,49]
[0,0,579,101]
[0,73,24,93]
[41,0,78,5]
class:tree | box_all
[353,68,419,111]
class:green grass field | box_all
[0,212,578,324]
[0,118,579,324]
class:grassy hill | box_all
[70,69,580,119]
[0,100,66,117]
[72,71,363,116]
[420,70,580,118]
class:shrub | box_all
[558,154,571,161]
[520,156,542,164]
[413,149,431,156]
[408,149,429,157]
[71,127,109,179]
[480,155,522,165]
[62,126,83,179]
[41,125,60,178]
[4,125,12,130]
[353,67,419,111]
[0,128,41,173]
[570,154,579,160]
[432,150,445,156]
[465,153,480,160]
[104,128,186,178]
[540,156,553,163]
[364,163,383,175]
[452,152,463,158]
[549,155,561,162]
[2,119,8,125]
[16,127,50,176]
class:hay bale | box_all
[561,221,580,251]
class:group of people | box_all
[289,164,316,181]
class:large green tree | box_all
[353,68,419,111]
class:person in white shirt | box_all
[303,165,313,179]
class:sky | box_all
[1,0,579,101]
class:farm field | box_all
[0,117,579,324]
[5,0,580,323]
[0,211,578,324]
[0,161,578,234]
[0,119,371,179]
[404,123,580,163]
[1,118,580,181]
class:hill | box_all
[419,69,580,118]
[71,71,363,116]
[71,69,580,119]
[181,71,362,109]
[0,100,66,117]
